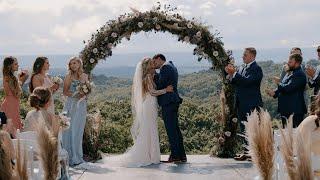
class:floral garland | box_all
[80,3,238,157]
[80,3,232,73]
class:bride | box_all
[102,57,173,167]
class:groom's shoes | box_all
[180,156,187,163]
[161,156,187,163]
[234,154,251,161]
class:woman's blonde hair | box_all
[141,58,153,98]
[68,57,83,79]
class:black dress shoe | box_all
[234,154,250,161]
[161,156,181,163]
[180,156,187,163]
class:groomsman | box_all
[279,47,303,80]
[225,47,263,161]
[266,53,307,128]
[306,46,320,95]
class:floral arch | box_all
[80,4,238,157]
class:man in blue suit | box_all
[153,54,186,163]
[225,47,263,161]
[306,46,320,96]
[266,53,307,128]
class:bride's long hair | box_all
[141,58,153,98]
[130,57,153,141]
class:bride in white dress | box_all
[102,57,173,167]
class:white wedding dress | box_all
[102,60,166,167]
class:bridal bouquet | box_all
[51,76,63,85]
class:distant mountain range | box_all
[1,48,319,77]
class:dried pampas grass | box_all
[0,135,12,180]
[296,133,313,180]
[15,138,28,180]
[278,116,297,180]
[246,109,275,180]
[37,121,59,180]
[278,116,313,180]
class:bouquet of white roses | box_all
[51,76,63,85]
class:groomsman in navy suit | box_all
[306,46,320,95]
[225,47,263,161]
[266,53,307,128]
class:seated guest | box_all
[24,87,59,136]
[298,93,320,155]
[266,53,307,128]
[0,111,8,130]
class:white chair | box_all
[17,131,37,141]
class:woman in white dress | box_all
[103,57,173,167]
[29,57,59,114]
[24,87,59,136]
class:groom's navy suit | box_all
[231,61,263,132]
[155,61,186,159]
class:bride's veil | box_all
[131,60,144,142]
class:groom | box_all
[152,54,187,163]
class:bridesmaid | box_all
[1,56,28,137]
[29,57,59,114]
[62,57,88,166]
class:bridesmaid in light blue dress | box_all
[62,57,89,166]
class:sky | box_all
[0,0,319,55]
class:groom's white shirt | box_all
[160,61,170,70]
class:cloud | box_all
[0,0,320,54]
[229,9,248,16]
[52,16,103,43]
[177,5,191,16]
[31,35,51,46]
[199,1,216,15]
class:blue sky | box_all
[0,0,319,55]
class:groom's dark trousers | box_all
[155,61,186,159]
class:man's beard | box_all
[288,66,296,71]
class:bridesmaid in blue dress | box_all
[62,57,89,166]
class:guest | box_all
[297,93,320,155]
[29,57,59,114]
[279,47,304,81]
[225,47,263,161]
[306,46,320,95]
[1,56,28,137]
[266,54,307,128]
[24,87,59,136]
[62,57,88,166]
[0,111,8,131]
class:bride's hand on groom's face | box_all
[166,85,174,92]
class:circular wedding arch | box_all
[80,4,238,157]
